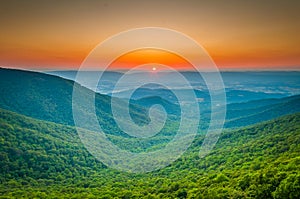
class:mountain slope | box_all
[0,108,105,182]
[133,96,181,116]
[225,95,300,128]
[0,68,151,136]
[227,94,300,110]
[1,68,299,133]
[0,107,299,198]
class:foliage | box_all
[0,68,299,198]
[1,68,299,133]
[0,107,299,198]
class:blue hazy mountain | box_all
[47,70,300,104]
[1,68,299,131]
[225,94,300,128]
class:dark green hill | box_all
[131,91,300,130]
[0,68,150,136]
[227,94,300,110]
[0,107,299,198]
[1,68,299,133]
[0,108,105,182]
[0,68,75,125]
[133,96,180,116]
[225,95,300,128]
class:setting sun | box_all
[108,49,194,71]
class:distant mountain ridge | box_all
[47,70,300,103]
[0,68,299,132]
[225,95,300,128]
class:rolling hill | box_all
[0,107,299,198]
[49,70,299,104]
[1,68,299,132]
[0,68,300,198]
[225,95,300,128]
[0,68,151,137]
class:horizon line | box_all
[1,66,300,73]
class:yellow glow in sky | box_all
[0,0,299,70]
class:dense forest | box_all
[0,108,299,198]
[1,68,300,132]
[0,68,299,198]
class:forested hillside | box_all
[0,107,299,198]
[0,68,151,137]
[225,95,300,128]
[1,68,299,132]
[1,0,300,198]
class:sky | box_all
[0,0,299,71]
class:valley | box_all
[0,68,299,198]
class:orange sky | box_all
[109,49,194,71]
[0,0,299,71]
